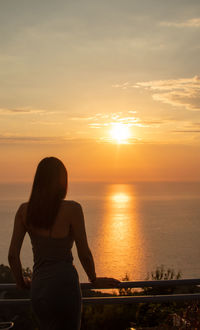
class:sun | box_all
[109,123,130,144]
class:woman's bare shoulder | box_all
[62,200,82,210]
[62,200,83,219]
[15,202,27,214]
[17,202,28,222]
[18,202,28,213]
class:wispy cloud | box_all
[0,134,100,145]
[173,130,200,133]
[70,115,97,121]
[85,111,173,129]
[30,120,62,125]
[0,135,60,143]
[0,107,46,115]
[172,122,200,134]
[86,111,145,128]
[80,111,176,139]
[0,107,67,116]
[99,136,140,144]
[134,76,200,111]
[112,82,131,89]
[160,18,200,28]
[89,123,109,128]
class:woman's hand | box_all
[91,277,120,289]
[17,276,32,290]
[23,276,32,289]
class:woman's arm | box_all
[8,204,27,289]
[71,202,120,288]
[71,202,96,282]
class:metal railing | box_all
[1,279,200,306]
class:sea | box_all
[0,182,200,283]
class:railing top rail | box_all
[1,278,200,290]
[1,279,200,306]
[1,293,200,306]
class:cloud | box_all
[99,136,140,144]
[112,82,131,89]
[0,107,66,116]
[0,135,60,143]
[0,134,80,144]
[172,121,200,133]
[0,134,101,145]
[160,18,200,28]
[30,120,62,125]
[135,76,200,111]
[0,107,46,115]
[68,111,158,130]
[89,123,109,128]
[173,130,200,133]
[70,114,97,121]
[86,111,170,130]
[87,111,144,128]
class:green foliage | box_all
[144,265,182,295]
[0,264,37,330]
[0,264,15,283]
[146,264,182,281]
[117,273,135,296]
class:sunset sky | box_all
[1,0,200,182]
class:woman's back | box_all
[23,200,77,239]
[29,231,74,278]
[24,200,82,330]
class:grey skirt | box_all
[31,261,82,330]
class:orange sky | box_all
[1,140,200,183]
[1,1,200,182]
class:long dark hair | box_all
[26,157,68,229]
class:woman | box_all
[8,157,119,330]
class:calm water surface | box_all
[0,182,200,282]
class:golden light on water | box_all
[109,123,131,144]
[96,184,145,280]
[111,192,131,203]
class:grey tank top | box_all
[29,230,74,276]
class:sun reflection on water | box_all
[96,184,145,281]
[111,192,131,203]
